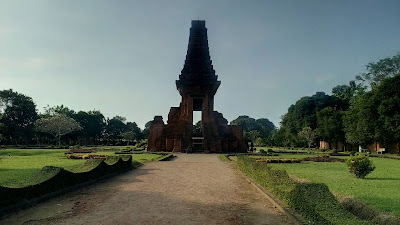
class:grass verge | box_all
[235,156,369,225]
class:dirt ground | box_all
[0,154,294,225]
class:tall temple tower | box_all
[147,20,247,153]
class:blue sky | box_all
[1,0,400,128]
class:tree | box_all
[104,116,128,141]
[244,130,261,143]
[343,92,377,145]
[142,121,153,139]
[43,104,75,117]
[72,110,106,144]
[332,80,364,109]
[298,127,316,149]
[373,73,400,147]
[0,89,38,144]
[35,114,82,146]
[316,107,345,149]
[256,118,276,138]
[356,52,400,89]
[127,122,142,140]
[279,92,334,146]
[230,115,276,146]
[230,115,259,131]
[193,120,202,137]
[121,131,136,145]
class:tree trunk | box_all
[58,136,61,147]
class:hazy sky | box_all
[1,0,400,128]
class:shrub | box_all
[219,154,230,162]
[346,154,375,178]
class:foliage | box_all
[120,131,137,145]
[35,114,82,146]
[230,115,276,145]
[356,52,400,89]
[343,74,400,145]
[192,120,202,137]
[0,89,38,144]
[298,127,316,149]
[346,154,375,179]
[127,122,142,140]
[141,120,153,139]
[219,154,230,162]
[279,92,338,147]
[244,130,261,143]
[104,116,128,141]
[332,80,364,109]
[43,104,75,117]
[235,156,366,224]
[254,158,301,163]
[72,110,106,144]
[316,107,345,147]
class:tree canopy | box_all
[35,114,82,146]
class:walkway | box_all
[0,154,293,225]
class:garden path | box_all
[1,154,293,225]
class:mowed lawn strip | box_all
[0,149,163,187]
[229,153,320,161]
[269,157,400,215]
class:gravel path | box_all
[1,154,294,225]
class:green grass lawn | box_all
[229,153,320,161]
[0,149,164,187]
[269,157,400,215]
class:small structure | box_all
[147,20,247,153]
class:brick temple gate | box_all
[147,20,247,153]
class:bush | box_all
[346,154,375,178]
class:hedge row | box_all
[157,154,174,161]
[235,156,369,225]
[254,158,301,163]
[219,154,230,162]
[0,156,132,212]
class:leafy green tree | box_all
[316,107,345,149]
[279,92,334,146]
[230,116,276,146]
[244,130,261,143]
[230,115,259,131]
[0,89,38,144]
[343,92,377,145]
[121,131,136,145]
[193,120,202,137]
[332,80,364,109]
[374,73,400,146]
[356,52,400,89]
[256,118,276,138]
[298,127,316,149]
[142,120,153,139]
[127,122,142,140]
[43,104,75,117]
[72,110,106,144]
[105,116,128,141]
[35,114,82,146]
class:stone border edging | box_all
[234,166,305,225]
